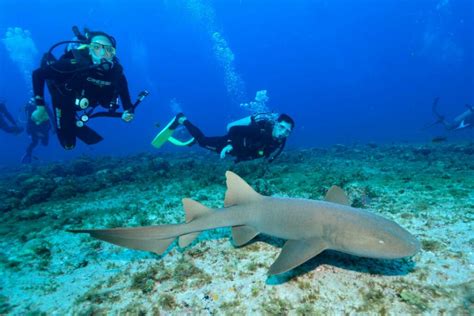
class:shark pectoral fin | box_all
[324,185,350,206]
[224,171,263,207]
[268,239,327,275]
[232,225,259,246]
[70,229,175,255]
[179,198,212,248]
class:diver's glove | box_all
[220,144,233,159]
[121,110,134,122]
[31,96,49,125]
[31,104,50,125]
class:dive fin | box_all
[168,136,195,147]
[268,238,327,275]
[151,116,179,149]
[324,185,350,206]
[224,171,263,207]
[232,225,259,246]
[178,198,212,248]
[76,126,103,145]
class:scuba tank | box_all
[226,112,278,131]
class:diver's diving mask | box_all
[89,42,116,61]
[272,121,292,139]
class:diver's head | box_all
[87,32,116,69]
[272,113,294,140]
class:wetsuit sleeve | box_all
[117,74,133,111]
[32,60,78,101]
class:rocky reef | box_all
[0,142,472,314]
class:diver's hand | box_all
[220,144,233,159]
[31,106,49,125]
[121,110,134,122]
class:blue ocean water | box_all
[0,0,472,165]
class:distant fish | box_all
[432,136,447,143]
[70,172,420,276]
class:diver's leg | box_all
[27,135,39,155]
[182,120,227,153]
[50,91,76,149]
[22,135,38,163]
[0,117,22,134]
[0,105,18,127]
[40,133,49,146]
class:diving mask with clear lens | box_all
[89,42,116,60]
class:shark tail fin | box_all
[68,228,175,255]
[179,198,212,247]
[224,171,263,207]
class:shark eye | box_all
[378,240,385,244]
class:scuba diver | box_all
[0,101,23,135]
[152,112,294,163]
[30,26,148,149]
[21,98,52,163]
[430,97,473,131]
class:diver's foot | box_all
[170,113,187,129]
[21,153,32,164]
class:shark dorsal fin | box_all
[325,185,350,206]
[179,198,212,248]
[224,171,263,207]
[182,198,211,223]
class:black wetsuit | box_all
[0,102,23,134]
[32,49,133,149]
[183,117,286,162]
[22,103,52,163]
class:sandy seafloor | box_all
[0,142,472,315]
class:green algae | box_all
[262,296,291,315]
[157,293,177,311]
[174,256,212,287]
[421,239,445,252]
[399,289,429,311]
[0,295,12,314]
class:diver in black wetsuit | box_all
[21,99,52,163]
[171,113,294,163]
[442,106,473,130]
[0,101,23,135]
[431,97,474,130]
[31,28,135,149]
